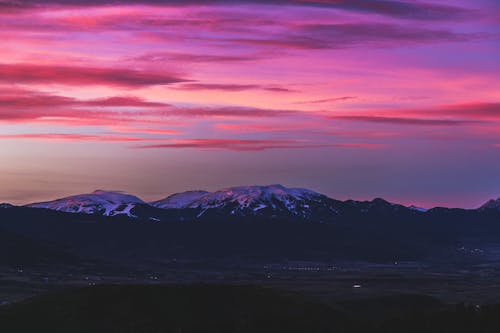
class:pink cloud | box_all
[294,96,356,105]
[0,63,187,87]
[136,138,379,151]
[0,1,472,21]
[173,83,294,92]
[0,133,151,142]
[328,115,477,126]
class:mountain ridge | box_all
[8,185,500,222]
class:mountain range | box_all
[2,184,500,265]
[1,184,497,222]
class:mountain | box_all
[409,205,428,213]
[343,198,410,214]
[155,184,342,220]
[4,187,500,265]
[150,190,209,209]
[25,185,346,221]
[26,190,145,217]
[480,198,500,211]
[21,185,488,223]
[0,203,14,209]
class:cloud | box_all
[162,106,297,118]
[84,96,169,107]
[0,63,187,87]
[1,0,472,21]
[173,83,294,92]
[294,96,356,105]
[0,88,299,126]
[136,138,378,151]
[0,133,151,142]
[214,123,303,133]
[132,52,260,63]
[0,89,173,125]
[224,23,482,50]
[324,103,500,126]
[435,103,500,119]
[295,0,472,21]
[0,89,169,109]
[0,133,382,151]
[328,115,478,126]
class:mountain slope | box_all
[26,190,145,217]
[0,203,14,209]
[480,198,500,211]
[23,184,490,223]
[150,190,209,209]
[166,184,343,220]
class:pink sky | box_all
[0,0,499,208]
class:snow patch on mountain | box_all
[150,191,209,209]
[175,184,337,218]
[26,190,145,217]
[408,205,428,213]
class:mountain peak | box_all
[150,190,210,209]
[371,198,391,205]
[176,184,335,218]
[91,189,126,196]
[26,190,145,217]
[480,198,500,210]
[150,185,330,216]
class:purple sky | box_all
[0,0,499,208]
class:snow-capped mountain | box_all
[21,184,492,222]
[155,184,342,219]
[150,191,210,209]
[480,198,500,210]
[22,185,433,221]
[26,190,145,217]
[23,185,343,221]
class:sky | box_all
[0,0,499,208]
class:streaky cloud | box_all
[136,138,379,151]
[294,96,356,105]
[1,0,473,21]
[0,63,188,87]
[173,83,293,92]
[328,115,479,126]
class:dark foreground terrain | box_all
[2,206,500,331]
[2,284,500,333]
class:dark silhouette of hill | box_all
[0,285,355,333]
[1,205,500,266]
[2,284,500,333]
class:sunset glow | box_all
[1,0,499,207]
